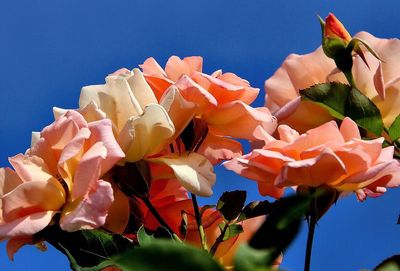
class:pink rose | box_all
[265,32,400,133]
[0,110,125,258]
[224,117,400,200]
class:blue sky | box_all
[0,1,399,270]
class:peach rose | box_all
[0,110,125,258]
[224,117,400,200]
[265,32,400,133]
[141,56,277,164]
[56,68,216,197]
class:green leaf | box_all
[234,244,276,271]
[374,255,400,271]
[238,200,271,222]
[37,225,135,270]
[248,194,312,265]
[350,37,383,61]
[137,226,155,246]
[219,223,244,241]
[300,82,384,135]
[297,185,339,221]
[217,190,247,221]
[93,239,224,271]
[389,114,400,141]
[346,87,383,135]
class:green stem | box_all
[344,71,357,89]
[191,193,208,250]
[210,223,228,255]
[142,197,181,242]
[304,206,317,271]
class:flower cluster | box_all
[0,12,399,271]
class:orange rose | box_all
[224,117,400,200]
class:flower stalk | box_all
[304,208,317,271]
[191,193,208,251]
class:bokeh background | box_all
[0,1,399,270]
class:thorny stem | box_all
[210,222,229,255]
[191,193,208,251]
[142,197,181,242]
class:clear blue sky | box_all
[0,1,399,270]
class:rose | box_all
[57,68,216,196]
[141,56,277,164]
[265,31,400,133]
[224,117,400,200]
[0,110,125,259]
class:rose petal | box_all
[206,101,277,140]
[0,211,56,238]
[173,75,217,114]
[192,72,259,105]
[71,142,106,201]
[149,153,216,197]
[60,180,113,232]
[8,154,53,184]
[197,133,243,165]
[6,236,33,260]
[276,149,347,187]
[2,179,65,222]
[339,117,361,141]
[165,56,203,81]
[0,168,23,196]
[118,104,175,162]
[88,119,125,175]
[103,183,130,234]
[127,68,158,108]
[160,86,197,138]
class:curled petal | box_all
[8,154,53,184]
[339,117,361,141]
[165,56,203,81]
[127,69,158,109]
[276,149,347,187]
[338,159,400,190]
[60,180,114,232]
[80,85,117,125]
[6,236,33,260]
[149,153,216,197]
[140,57,167,77]
[57,127,91,189]
[71,142,106,201]
[0,211,56,238]
[277,125,300,143]
[41,111,87,152]
[2,179,65,222]
[160,86,197,138]
[0,168,23,197]
[118,104,175,162]
[206,101,277,140]
[197,133,243,165]
[192,72,259,105]
[88,119,125,175]
[173,75,217,114]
